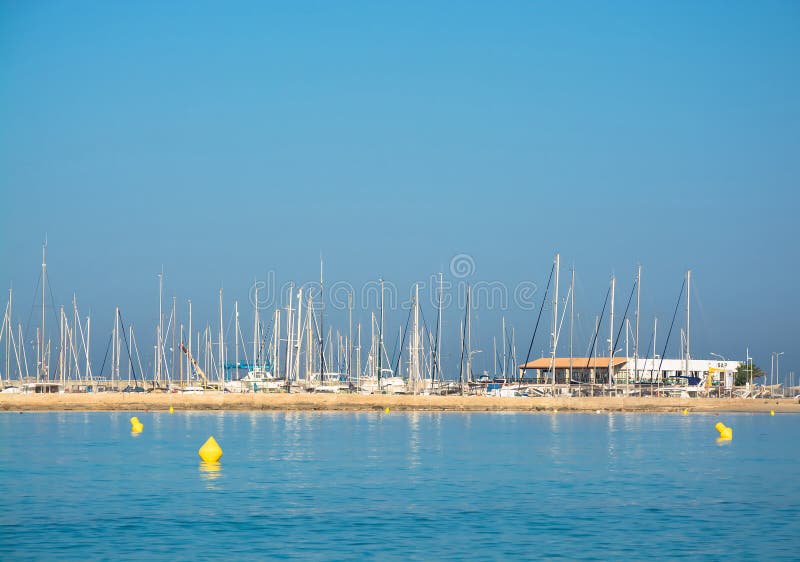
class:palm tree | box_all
[735,363,765,386]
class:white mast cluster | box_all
[0,246,764,398]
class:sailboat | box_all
[353,279,406,394]
[238,284,282,392]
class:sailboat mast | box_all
[114,307,121,383]
[6,288,11,383]
[41,242,47,380]
[319,257,324,380]
[436,272,443,387]
[252,283,258,369]
[459,319,464,394]
[273,309,280,378]
[685,269,691,382]
[71,294,77,380]
[234,300,239,375]
[188,299,193,382]
[412,283,420,392]
[625,318,630,395]
[370,312,375,378]
[466,285,472,384]
[305,294,313,381]
[295,289,303,382]
[493,337,497,378]
[171,296,176,386]
[511,327,516,382]
[219,288,224,385]
[634,264,641,384]
[592,315,598,388]
[108,315,113,383]
[348,292,353,380]
[569,266,574,384]
[378,278,384,390]
[356,322,362,384]
[58,305,64,385]
[179,324,184,384]
[128,325,132,386]
[653,316,657,383]
[608,275,615,389]
[550,252,559,392]
[85,315,91,382]
[161,269,164,381]
[284,282,294,381]
[464,285,472,383]
[501,316,507,379]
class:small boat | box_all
[23,382,64,394]
[240,368,284,392]
[308,372,349,393]
[180,385,205,394]
[358,373,407,394]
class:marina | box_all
[3,2,797,559]
[1,249,794,403]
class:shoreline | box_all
[2,394,799,413]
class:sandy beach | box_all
[2,393,799,413]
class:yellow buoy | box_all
[715,421,732,440]
[770,410,775,416]
[169,406,174,414]
[384,407,390,413]
[198,436,223,463]
[682,408,688,415]
[130,417,143,432]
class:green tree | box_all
[735,363,765,386]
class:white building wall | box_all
[618,358,742,384]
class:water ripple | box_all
[1,412,798,560]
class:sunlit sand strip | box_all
[1,393,799,413]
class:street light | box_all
[468,349,482,382]
[709,353,727,392]
[609,346,622,388]
[776,352,785,392]
[770,351,785,395]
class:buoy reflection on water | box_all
[199,461,222,479]
[199,461,222,489]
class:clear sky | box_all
[1,1,798,379]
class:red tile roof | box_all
[519,357,628,370]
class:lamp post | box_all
[746,350,753,392]
[468,349,482,385]
[710,353,726,394]
[607,343,622,394]
[770,352,784,396]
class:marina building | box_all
[519,357,742,388]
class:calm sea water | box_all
[1,411,798,560]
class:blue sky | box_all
[1,1,798,379]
